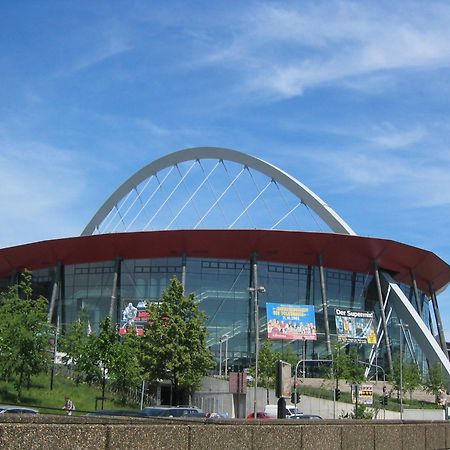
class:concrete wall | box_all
[195,377,404,420]
[1,415,450,450]
[403,409,445,420]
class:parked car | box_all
[264,404,301,418]
[246,412,271,419]
[141,406,205,418]
[0,406,39,414]
[287,414,323,420]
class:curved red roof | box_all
[0,229,449,295]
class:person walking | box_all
[63,396,75,416]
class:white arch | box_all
[382,271,450,380]
[82,147,356,236]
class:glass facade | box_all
[22,254,438,376]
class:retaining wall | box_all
[1,415,450,450]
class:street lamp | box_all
[248,281,266,419]
[396,320,409,420]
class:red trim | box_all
[0,229,449,295]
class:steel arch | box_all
[82,147,356,236]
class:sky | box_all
[1,1,450,332]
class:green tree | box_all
[247,340,279,404]
[60,309,99,384]
[423,362,447,403]
[141,277,215,405]
[91,317,142,402]
[108,327,143,403]
[345,347,365,385]
[327,344,365,385]
[390,360,421,401]
[0,272,54,399]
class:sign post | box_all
[275,360,291,419]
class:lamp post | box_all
[223,332,230,376]
[248,266,265,419]
[219,336,223,377]
[396,320,409,420]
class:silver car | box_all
[0,406,39,414]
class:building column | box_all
[410,270,423,318]
[248,253,256,357]
[109,258,121,323]
[181,252,187,293]
[374,263,393,373]
[9,270,18,286]
[318,255,332,355]
[47,262,62,323]
[429,282,448,357]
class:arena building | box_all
[1,147,449,378]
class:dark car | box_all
[141,406,205,418]
[0,406,39,414]
[287,414,323,420]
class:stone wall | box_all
[1,415,449,450]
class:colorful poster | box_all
[359,384,374,405]
[266,303,317,340]
[353,384,374,405]
[335,308,377,344]
[119,300,149,335]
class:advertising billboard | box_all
[119,300,149,335]
[352,384,374,405]
[266,303,317,340]
[335,308,377,344]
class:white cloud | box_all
[0,141,88,247]
[55,21,132,76]
[198,1,450,98]
[296,144,450,207]
[369,124,427,149]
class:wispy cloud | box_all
[369,124,427,149]
[55,21,132,76]
[0,141,88,246]
[196,1,450,98]
[297,144,450,208]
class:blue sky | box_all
[1,1,450,332]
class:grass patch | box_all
[0,372,138,416]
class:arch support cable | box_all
[165,160,220,230]
[125,166,175,231]
[228,179,273,229]
[143,160,197,230]
[194,166,245,229]
[111,177,153,232]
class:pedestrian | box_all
[63,396,75,416]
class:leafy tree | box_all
[279,344,298,369]
[92,316,119,397]
[327,344,364,386]
[247,340,279,404]
[345,347,365,385]
[326,343,366,419]
[403,363,422,401]
[423,362,447,403]
[390,360,421,401]
[141,277,215,405]
[60,309,99,384]
[61,313,144,403]
[0,271,54,399]
[93,320,143,403]
[108,330,143,403]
